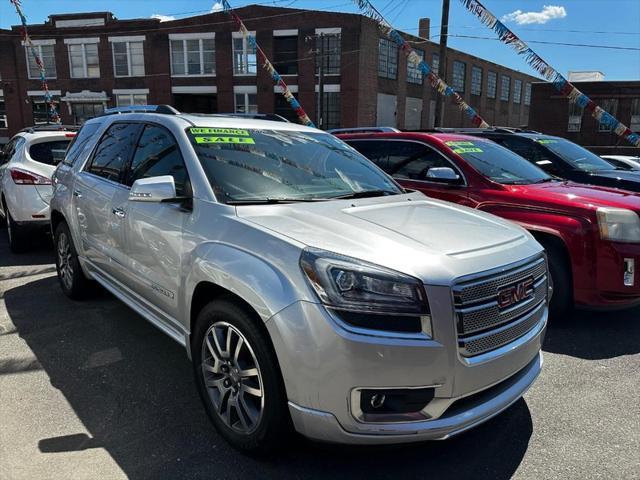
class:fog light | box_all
[360,388,434,415]
[624,258,635,287]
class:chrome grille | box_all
[454,255,548,358]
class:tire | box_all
[3,200,28,254]
[54,221,92,299]
[192,299,291,453]
[545,243,573,319]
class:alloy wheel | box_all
[57,232,74,291]
[201,321,264,435]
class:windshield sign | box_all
[536,138,614,172]
[445,139,551,185]
[188,128,402,202]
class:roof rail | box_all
[102,105,180,116]
[19,124,80,134]
[189,113,291,123]
[328,127,400,134]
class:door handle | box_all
[73,189,82,198]
[112,208,126,219]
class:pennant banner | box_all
[221,1,314,127]
[353,0,490,128]
[10,0,61,124]
[459,0,640,147]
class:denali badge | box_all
[497,277,534,309]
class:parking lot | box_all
[0,228,638,480]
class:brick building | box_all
[0,5,538,144]
[529,81,640,155]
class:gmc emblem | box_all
[497,277,534,309]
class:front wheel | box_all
[192,300,291,453]
[54,222,92,299]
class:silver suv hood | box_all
[237,192,541,285]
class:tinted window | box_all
[446,139,550,184]
[386,142,460,181]
[537,138,619,172]
[127,125,189,196]
[497,137,564,175]
[29,140,71,166]
[188,128,401,201]
[347,140,391,171]
[87,123,141,182]
[1,139,18,163]
[602,158,633,170]
[64,122,101,166]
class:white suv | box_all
[0,126,76,252]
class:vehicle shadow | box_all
[543,306,640,360]
[0,227,54,268]
[4,275,532,480]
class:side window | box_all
[126,125,189,196]
[64,123,101,166]
[346,140,391,172]
[86,123,141,183]
[386,142,462,182]
[1,139,17,163]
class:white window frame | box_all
[487,71,497,99]
[513,79,522,104]
[113,88,149,106]
[568,102,583,132]
[524,82,532,105]
[109,36,146,78]
[452,61,466,93]
[234,86,258,113]
[169,33,216,77]
[500,75,511,102]
[470,66,482,96]
[23,40,57,79]
[64,38,100,79]
[0,91,7,129]
[232,31,257,76]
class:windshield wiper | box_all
[328,189,400,200]
[533,178,556,183]
[226,197,326,205]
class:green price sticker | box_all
[445,141,476,147]
[536,139,558,144]
[195,136,256,145]
[190,128,250,136]
[452,147,483,154]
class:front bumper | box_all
[266,294,546,445]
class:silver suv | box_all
[50,107,548,452]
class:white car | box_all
[0,126,76,252]
[601,155,640,171]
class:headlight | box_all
[300,248,430,335]
[596,208,640,243]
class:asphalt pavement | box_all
[0,227,639,480]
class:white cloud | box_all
[211,2,224,12]
[151,14,176,22]
[501,5,567,25]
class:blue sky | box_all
[1,0,638,80]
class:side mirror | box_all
[129,175,177,202]
[425,167,461,183]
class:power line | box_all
[434,34,640,51]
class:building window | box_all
[513,79,522,104]
[233,34,257,75]
[317,91,340,130]
[234,93,258,114]
[631,98,640,132]
[598,99,618,132]
[431,53,440,74]
[273,35,297,75]
[112,40,145,77]
[316,33,341,75]
[31,96,60,125]
[0,96,6,129]
[26,44,57,79]
[378,38,398,79]
[452,61,466,92]
[274,93,299,123]
[68,43,100,78]
[471,66,482,96]
[71,103,104,124]
[115,93,148,106]
[524,82,532,105]
[500,75,510,101]
[170,37,215,76]
[407,48,424,84]
[487,71,497,99]
[568,102,583,132]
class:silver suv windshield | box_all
[187,127,402,203]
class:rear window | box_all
[29,140,72,166]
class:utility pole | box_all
[317,33,325,129]
[434,0,450,127]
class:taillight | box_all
[10,169,52,185]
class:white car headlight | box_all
[596,207,640,243]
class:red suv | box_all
[338,131,640,314]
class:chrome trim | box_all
[350,384,444,424]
